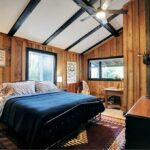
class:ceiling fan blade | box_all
[102,9,128,14]
[76,0,97,12]
[80,14,96,22]
[80,15,92,22]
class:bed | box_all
[0,84,104,148]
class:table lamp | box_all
[57,76,62,88]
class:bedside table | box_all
[60,88,67,91]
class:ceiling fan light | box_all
[101,0,112,10]
[96,11,106,19]
[101,3,108,10]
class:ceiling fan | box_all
[80,0,128,24]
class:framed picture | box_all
[67,61,76,84]
[0,50,6,67]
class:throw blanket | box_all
[1,91,99,145]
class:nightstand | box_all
[60,88,67,91]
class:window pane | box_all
[28,51,55,82]
[101,58,124,80]
[88,57,124,80]
[90,61,99,78]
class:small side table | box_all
[60,88,67,91]
[103,88,123,110]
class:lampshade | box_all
[57,76,62,83]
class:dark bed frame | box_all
[28,100,104,148]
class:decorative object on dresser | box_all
[125,96,150,149]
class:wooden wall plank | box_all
[0,34,4,83]
[123,4,128,111]
[132,0,140,103]
[123,0,146,111]
[145,0,150,95]
[139,0,146,96]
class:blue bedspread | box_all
[1,91,99,145]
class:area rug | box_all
[0,115,125,150]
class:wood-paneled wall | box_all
[82,0,147,111]
[82,32,123,97]
[0,33,82,92]
[123,0,146,111]
[145,0,150,94]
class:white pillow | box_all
[5,81,35,95]
[35,81,58,93]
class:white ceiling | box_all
[0,0,129,53]
[49,12,99,49]
[71,27,111,53]
[0,0,30,33]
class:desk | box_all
[125,96,150,149]
[103,88,123,110]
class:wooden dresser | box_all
[125,96,150,149]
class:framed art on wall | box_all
[67,61,76,84]
[0,50,6,67]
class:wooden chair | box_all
[77,80,90,95]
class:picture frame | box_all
[67,61,77,84]
[0,50,6,67]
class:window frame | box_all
[26,48,57,84]
[88,56,124,81]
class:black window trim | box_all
[26,47,57,84]
[88,56,124,81]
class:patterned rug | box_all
[0,115,125,150]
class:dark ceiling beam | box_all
[65,13,119,51]
[81,27,123,55]
[8,0,41,36]
[43,0,98,45]
[73,0,119,37]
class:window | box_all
[26,48,57,83]
[88,56,124,81]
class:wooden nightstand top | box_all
[103,88,123,92]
